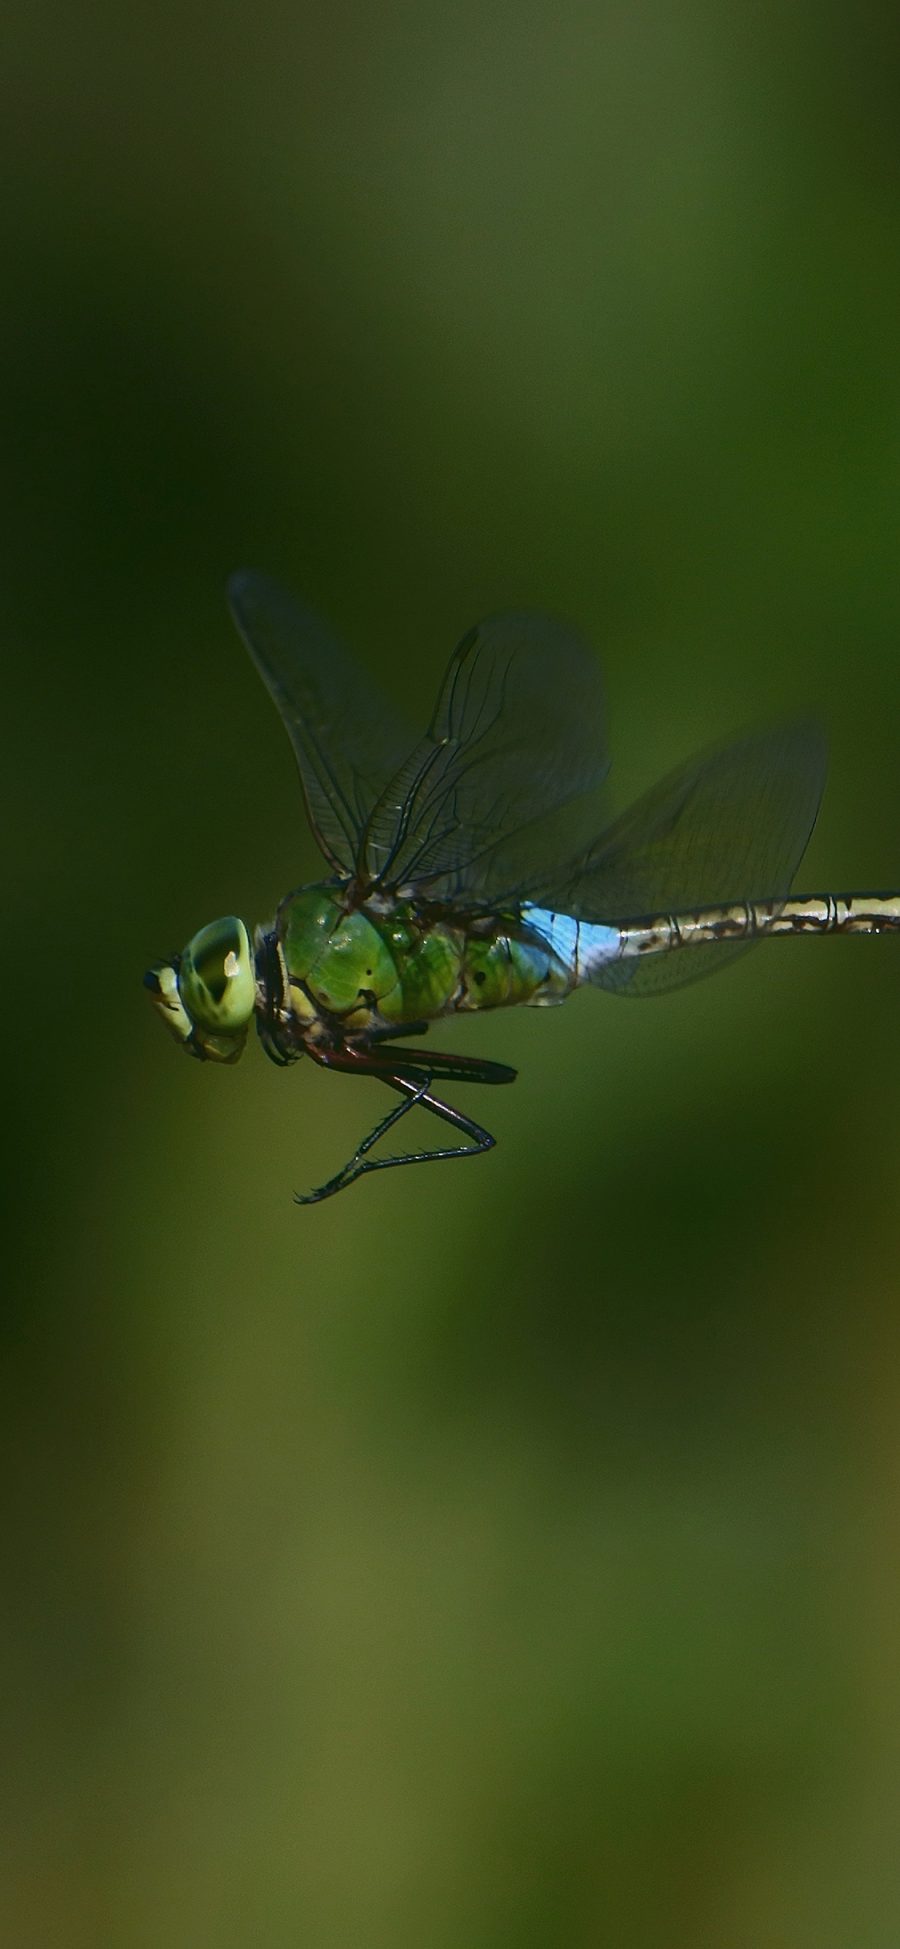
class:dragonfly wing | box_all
[361,611,610,899]
[228,572,416,875]
[545,723,828,994]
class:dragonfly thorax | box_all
[263,885,440,1057]
[252,880,584,1070]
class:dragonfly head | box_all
[144,916,256,1063]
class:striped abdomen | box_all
[614,893,900,959]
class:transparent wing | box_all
[228,572,416,875]
[361,611,610,900]
[545,723,828,994]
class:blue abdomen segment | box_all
[458,905,622,1012]
[520,906,621,985]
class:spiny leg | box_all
[295,1071,429,1205]
[294,1063,502,1206]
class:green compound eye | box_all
[145,916,255,1062]
[179,917,256,1035]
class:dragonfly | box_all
[145,572,900,1202]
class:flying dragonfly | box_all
[145,574,900,1203]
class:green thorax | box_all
[268,883,572,1047]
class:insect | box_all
[145,573,900,1202]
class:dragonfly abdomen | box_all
[615,893,900,959]
[452,905,621,1013]
[516,906,622,991]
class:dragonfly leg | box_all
[352,1044,517,1086]
[294,1062,499,1205]
[363,1018,430,1044]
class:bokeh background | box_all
[6,4,900,1943]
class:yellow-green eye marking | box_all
[180,917,255,1032]
[145,916,255,1062]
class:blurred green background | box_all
[5,3,900,1943]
